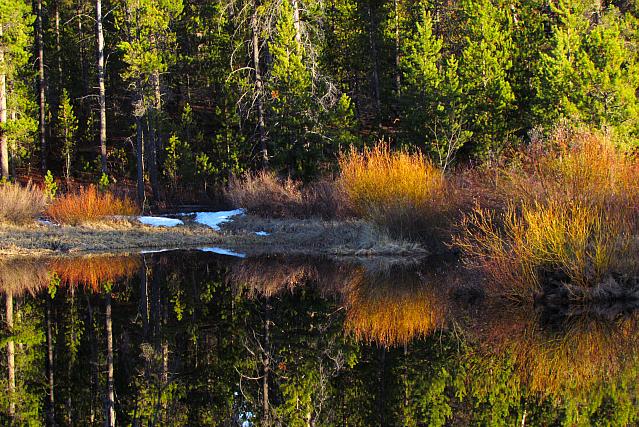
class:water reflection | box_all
[0,251,636,425]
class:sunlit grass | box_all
[46,185,139,225]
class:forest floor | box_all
[0,214,425,258]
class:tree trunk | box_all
[105,293,116,427]
[292,0,302,45]
[135,113,146,207]
[36,0,47,172]
[6,292,15,418]
[0,23,8,179]
[55,0,63,91]
[367,1,381,118]
[96,0,108,174]
[262,302,271,425]
[393,0,401,98]
[77,0,89,98]
[251,4,268,168]
[46,301,56,425]
[147,71,161,201]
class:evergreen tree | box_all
[458,0,516,157]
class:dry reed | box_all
[0,182,47,224]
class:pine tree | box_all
[458,0,516,157]
[534,1,639,141]
[117,0,184,200]
[57,89,78,179]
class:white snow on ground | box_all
[138,216,184,227]
[139,248,180,254]
[38,219,59,227]
[199,247,246,258]
[255,231,270,236]
[194,209,244,230]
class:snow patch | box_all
[138,216,184,227]
[255,231,270,236]
[199,247,246,258]
[194,209,244,230]
[139,248,180,254]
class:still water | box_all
[0,251,637,426]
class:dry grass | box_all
[0,182,47,224]
[454,128,639,299]
[46,185,140,225]
[226,171,350,219]
[339,142,457,242]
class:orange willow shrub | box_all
[49,254,141,291]
[339,142,456,241]
[46,185,139,225]
[454,128,639,299]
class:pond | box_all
[0,251,637,426]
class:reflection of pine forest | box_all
[1,252,638,426]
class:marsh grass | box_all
[47,185,139,225]
[455,128,639,299]
[339,142,457,242]
[0,182,47,224]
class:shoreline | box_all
[0,214,426,258]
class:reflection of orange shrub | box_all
[50,254,140,291]
[46,186,139,225]
[469,302,639,399]
[343,269,447,346]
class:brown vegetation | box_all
[0,182,47,225]
[468,300,639,399]
[50,254,141,291]
[226,171,351,219]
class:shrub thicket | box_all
[47,185,139,225]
